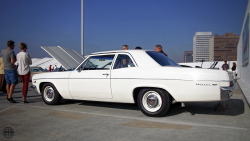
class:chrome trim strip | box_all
[33,77,226,82]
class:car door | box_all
[110,54,138,101]
[68,54,115,99]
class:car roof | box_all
[90,50,151,55]
[90,50,161,68]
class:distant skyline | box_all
[0,0,248,63]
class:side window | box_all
[113,54,135,69]
[79,55,115,70]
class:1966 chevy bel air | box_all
[32,50,233,116]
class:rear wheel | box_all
[41,83,62,105]
[137,88,171,117]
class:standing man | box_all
[154,44,168,56]
[1,40,18,103]
[49,65,53,71]
[122,45,129,50]
[221,61,229,71]
[231,62,236,71]
[54,65,58,71]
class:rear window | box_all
[146,51,179,66]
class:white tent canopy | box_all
[30,58,62,70]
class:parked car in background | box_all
[30,67,45,80]
[31,67,44,72]
[32,50,233,117]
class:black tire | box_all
[41,83,62,105]
[137,88,171,117]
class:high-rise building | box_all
[183,51,193,62]
[193,32,213,62]
[213,33,239,61]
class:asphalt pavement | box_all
[0,82,249,141]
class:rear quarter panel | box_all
[111,67,221,102]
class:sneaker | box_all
[6,98,10,102]
[6,98,17,103]
[23,101,29,104]
[10,98,18,103]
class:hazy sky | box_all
[0,0,248,62]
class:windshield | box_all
[146,51,179,66]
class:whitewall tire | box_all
[41,83,62,105]
[137,88,171,117]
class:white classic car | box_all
[32,50,233,116]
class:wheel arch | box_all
[39,82,52,93]
[40,82,62,105]
[133,87,174,103]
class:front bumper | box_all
[220,87,233,101]
[31,85,39,94]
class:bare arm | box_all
[10,51,16,64]
[28,54,32,65]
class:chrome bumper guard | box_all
[220,87,233,101]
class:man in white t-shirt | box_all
[16,42,32,103]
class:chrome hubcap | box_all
[147,95,158,108]
[142,91,162,112]
[44,86,54,102]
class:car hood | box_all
[41,46,84,70]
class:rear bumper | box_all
[220,87,233,101]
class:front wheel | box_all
[41,83,62,105]
[137,88,171,117]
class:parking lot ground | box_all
[0,82,250,141]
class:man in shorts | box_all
[1,40,18,103]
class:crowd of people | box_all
[0,40,32,103]
[121,44,168,56]
[221,61,237,72]
[48,65,64,72]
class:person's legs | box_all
[4,70,11,98]
[4,70,17,103]
[19,75,24,100]
[9,70,17,98]
[20,73,30,102]
[2,75,6,93]
[6,84,10,98]
[0,74,4,91]
[9,84,16,98]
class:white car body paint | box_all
[32,50,232,103]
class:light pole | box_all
[81,0,84,56]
